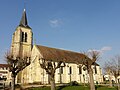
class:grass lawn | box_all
[29,85,117,90]
[97,87,117,90]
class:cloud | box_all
[88,49,100,53]
[88,46,112,54]
[49,19,62,27]
[101,47,112,52]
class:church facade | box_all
[10,9,103,85]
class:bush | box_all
[69,81,79,86]
[32,81,42,85]
[0,83,3,85]
[15,84,21,88]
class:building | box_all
[0,64,11,85]
[10,8,103,85]
[104,74,120,83]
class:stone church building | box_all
[10,9,103,85]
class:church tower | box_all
[11,9,33,57]
[11,9,33,84]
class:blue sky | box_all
[0,0,120,67]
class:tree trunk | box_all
[88,67,95,90]
[70,74,71,83]
[109,73,112,87]
[11,74,16,90]
[48,74,50,84]
[79,74,81,84]
[60,73,62,84]
[118,79,120,90]
[83,74,85,87]
[115,78,120,90]
[50,75,56,90]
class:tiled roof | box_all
[0,64,9,68]
[36,45,99,66]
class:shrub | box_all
[69,81,79,86]
[32,81,42,85]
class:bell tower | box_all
[11,8,33,57]
[10,9,33,84]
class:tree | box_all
[82,51,100,90]
[111,56,120,90]
[39,58,65,90]
[104,62,113,87]
[104,55,120,90]
[110,55,120,90]
[5,53,31,90]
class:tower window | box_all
[21,32,24,42]
[21,32,27,42]
[25,32,27,42]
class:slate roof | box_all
[19,9,31,29]
[36,45,99,66]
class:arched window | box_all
[60,67,63,74]
[69,67,72,74]
[94,65,97,74]
[79,67,82,74]
[21,32,27,42]
[21,32,24,42]
[25,32,27,42]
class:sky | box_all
[0,0,120,68]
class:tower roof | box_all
[19,9,31,28]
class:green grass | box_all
[96,86,117,90]
[29,85,117,90]
[30,86,50,90]
[61,86,89,90]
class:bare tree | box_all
[5,53,31,90]
[39,58,65,90]
[110,55,120,90]
[104,62,113,87]
[82,51,100,90]
[104,55,120,90]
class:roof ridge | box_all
[36,45,99,66]
[36,45,82,55]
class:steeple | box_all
[19,9,30,28]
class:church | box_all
[10,8,103,85]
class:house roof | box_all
[0,64,9,68]
[36,45,99,66]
